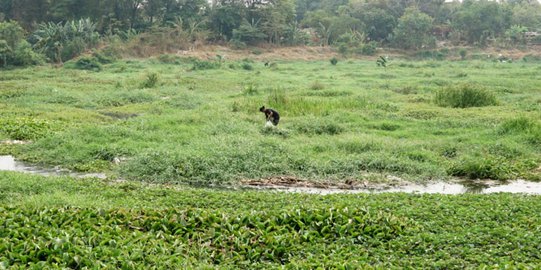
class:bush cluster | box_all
[434,84,498,108]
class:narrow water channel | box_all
[0,155,106,179]
[1,155,540,195]
[245,180,541,195]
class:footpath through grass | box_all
[1,57,541,184]
[1,172,541,268]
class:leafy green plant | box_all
[330,57,338,65]
[376,56,387,67]
[31,19,100,63]
[0,118,51,140]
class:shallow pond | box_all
[0,155,106,179]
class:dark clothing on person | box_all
[259,106,280,126]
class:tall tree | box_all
[451,0,512,45]
[350,2,397,42]
[208,2,245,40]
[392,7,435,49]
[510,1,541,30]
[260,0,296,44]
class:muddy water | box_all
[246,180,541,195]
[0,155,106,179]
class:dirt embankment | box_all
[174,45,341,61]
[171,44,541,61]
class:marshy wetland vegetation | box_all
[1,54,541,268]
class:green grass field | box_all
[1,56,540,184]
[1,56,541,267]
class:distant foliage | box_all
[392,7,435,50]
[435,84,498,108]
[0,21,44,67]
[31,18,99,63]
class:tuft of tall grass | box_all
[191,59,221,70]
[434,84,498,108]
[498,116,538,134]
[293,119,343,135]
[140,73,159,88]
[448,156,517,180]
[309,81,325,90]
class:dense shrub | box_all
[12,41,45,66]
[73,56,102,71]
[241,62,253,70]
[190,59,221,70]
[92,50,116,64]
[434,84,498,108]
[0,21,45,67]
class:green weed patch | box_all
[0,205,412,268]
[0,118,51,140]
[1,173,541,268]
[434,84,498,108]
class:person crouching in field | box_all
[260,106,280,126]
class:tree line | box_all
[1,0,540,66]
